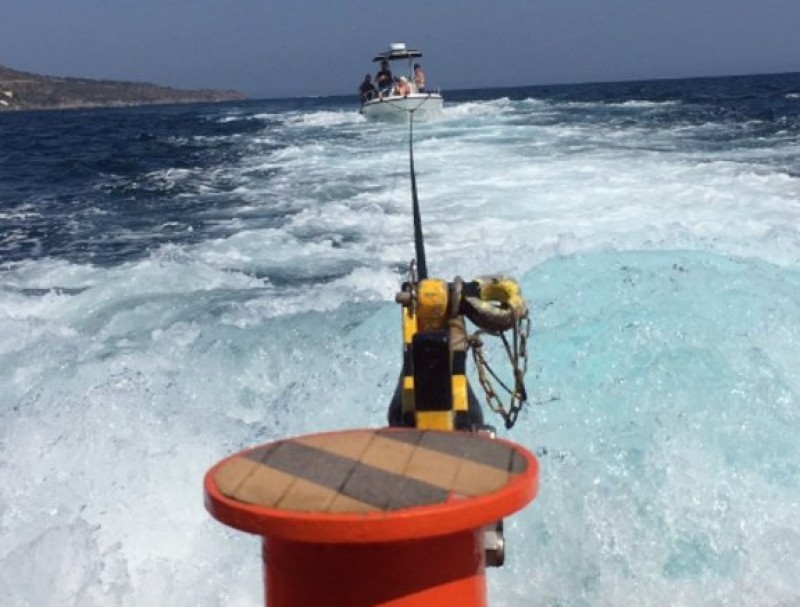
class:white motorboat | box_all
[360,43,444,122]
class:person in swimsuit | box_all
[413,63,426,93]
[393,76,411,97]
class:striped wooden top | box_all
[205,428,538,543]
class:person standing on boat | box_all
[375,60,393,96]
[413,63,426,93]
[359,74,377,103]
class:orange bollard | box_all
[204,428,538,607]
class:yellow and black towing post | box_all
[387,108,530,436]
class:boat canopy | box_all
[372,42,423,62]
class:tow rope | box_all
[394,112,531,431]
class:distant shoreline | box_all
[0,63,246,112]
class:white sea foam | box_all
[616,99,680,108]
[285,110,363,127]
[441,97,516,120]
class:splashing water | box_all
[1,73,800,606]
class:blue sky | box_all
[1,0,798,99]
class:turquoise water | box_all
[497,251,800,606]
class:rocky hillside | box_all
[0,63,246,111]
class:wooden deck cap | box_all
[205,428,538,543]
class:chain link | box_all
[469,312,531,429]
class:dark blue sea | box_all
[2,72,800,606]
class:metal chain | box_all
[468,312,531,429]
